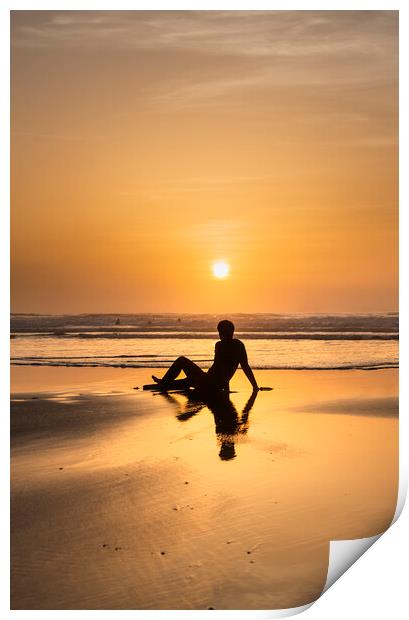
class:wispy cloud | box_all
[116,176,276,201]
[11,11,398,119]
[12,10,397,60]
[187,218,247,247]
[11,130,86,142]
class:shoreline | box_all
[11,365,399,396]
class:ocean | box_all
[10,313,398,371]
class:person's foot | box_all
[152,375,162,384]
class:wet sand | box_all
[11,367,398,610]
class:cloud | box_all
[11,10,397,60]
[11,11,398,119]
[11,130,86,142]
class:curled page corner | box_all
[262,602,314,618]
[322,534,381,594]
[321,467,407,596]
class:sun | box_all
[212,260,230,279]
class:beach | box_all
[11,366,398,610]
[10,6,399,613]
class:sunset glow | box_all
[10,11,398,313]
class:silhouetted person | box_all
[152,320,259,392]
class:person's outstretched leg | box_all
[153,356,206,389]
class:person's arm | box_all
[242,389,259,415]
[239,343,259,391]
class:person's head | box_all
[217,319,235,341]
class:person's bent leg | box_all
[156,356,206,389]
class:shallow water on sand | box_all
[11,313,398,370]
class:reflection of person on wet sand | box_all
[208,390,258,460]
[152,320,259,393]
[159,389,259,461]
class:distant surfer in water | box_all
[152,320,259,393]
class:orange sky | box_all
[11,10,398,313]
